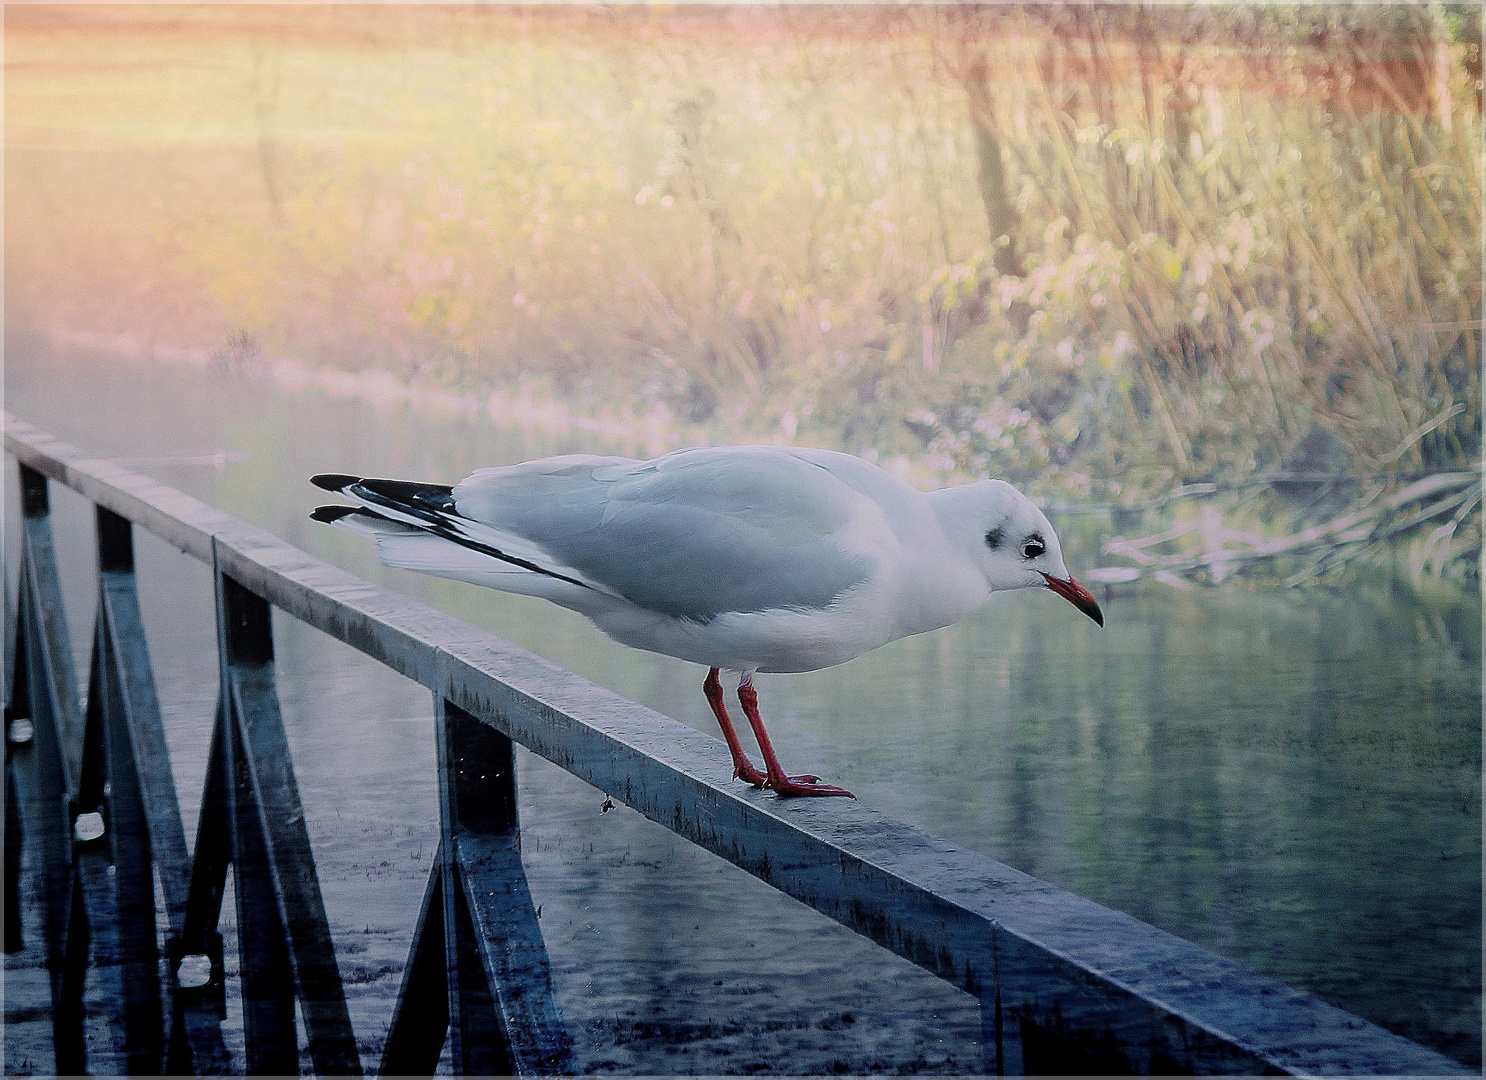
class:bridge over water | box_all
[3,413,1473,1076]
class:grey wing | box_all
[454,448,877,622]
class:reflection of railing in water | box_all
[2,413,1471,1078]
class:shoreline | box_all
[22,323,1483,600]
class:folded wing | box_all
[312,446,880,622]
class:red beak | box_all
[1039,572,1105,627]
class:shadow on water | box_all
[5,337,1481,1070]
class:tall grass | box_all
[7,5,1480,520]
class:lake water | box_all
[5,337,1480,1071]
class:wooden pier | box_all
[3,413,1471,1076]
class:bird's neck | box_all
[888,488,993,637]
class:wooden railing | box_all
[3,414,1470,1077]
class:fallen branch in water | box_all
[1092,470,1481,588]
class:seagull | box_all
[310,445,1103,798]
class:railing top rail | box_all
[5,412,1469,1077]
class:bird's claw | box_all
[734,765,847,796]
[732,763,768,788]
[764,774,855,799]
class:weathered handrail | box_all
[3,412,1471,1076]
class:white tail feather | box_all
[336,490,598,589]
[326,508,605,602]
[326,511,422,540]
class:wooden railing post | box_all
[10,463,86,1069]
[379,697,571,1077]
[80,506,161,1071]
[213,563,297,1074]
[437,697,517,1077]
[4,574,25,956]
[211,544,362,1076]
[17,464,84,768]
[4,733,22,956]
[92,504,233,1073]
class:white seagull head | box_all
[931,478,1103,625]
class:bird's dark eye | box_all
[1022,536,1045,559]
[984,526,1004,550]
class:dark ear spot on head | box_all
[985,525,1004,550]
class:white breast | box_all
[589,576,900,673]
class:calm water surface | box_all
[6,340,1480,1070]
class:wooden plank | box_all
[7,572,30,957]
[5,568,24,955]
[443,859,510,1078]
[212,560,299,1076]
[4,747,22,954]
[54,866,94,1076]
[68,643,130,1076]
[181,701,232,964]
[96,506,232,1072]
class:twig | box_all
[1098,470,1480,587]
[1045,467,1478,516]
[1381,402,1467,469]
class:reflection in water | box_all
[6,341,1481,1068]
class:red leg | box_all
[737,674,854,798]
[703,668,766,787]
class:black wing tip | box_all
[311,473,362,492]
[357,478,457,511]
[310,504,360,524]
